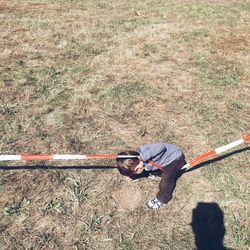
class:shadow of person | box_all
[191,202,227,250]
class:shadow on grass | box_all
[191,202,228,250]
[186,147,250,173]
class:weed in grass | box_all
[0,218,8,233]
[118,234,134,250]
[231,101,244,110]
[119,242,133,250]
[67,39,107,58]
[230,211,250,248]
[33,230,62,250]
[74,212,104,248]
[155,124,177,143]
[47,171,67,185]
[71,65,91,75]
[44,67,61,80]
[142,43,158,57]
[222,206,250,249]
[30,52,43,60]
[24,72,38,86]
[67,137,86,153]
[66,177,89,205]
[136,126,148,137]
[25,116,50,142]
[74,238,88,250]
[4,202,22,216]
[43,198,66,215]
[222,173,249,201]
[197,103,218,123]
[0,177,7,190]
[191,4,222,18]
[7,236,25,250]
[0,103,17,117]
[107,18,148,34]
[84,211,103,234]
[47,90,70,109]
[158,237,172,250]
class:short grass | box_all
[0,0,249,249]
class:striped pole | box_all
[181,134,250,170]
[0,135,249,168]
[0,154,138,162]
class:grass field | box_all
[0,0,249,249]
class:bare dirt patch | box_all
[111,182,143,211]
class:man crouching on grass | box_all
[116,143,186,209]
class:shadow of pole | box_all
[191,202,228,250]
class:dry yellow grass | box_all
[0,0,249,249]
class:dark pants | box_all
[156,154,186,203]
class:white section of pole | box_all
[53,155,87,160]
[0,155,21,161]
[215,139,244,154]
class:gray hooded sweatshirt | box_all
[137,143,183,171]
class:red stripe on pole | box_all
[21,154,53,161]
[189,150,217,167]
[243,134,250,142]
[86,154,118,159]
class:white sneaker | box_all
[146,198,162,209]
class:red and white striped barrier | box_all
[0,154,138,161]
[181,134,250,170]
[0,135,249,170]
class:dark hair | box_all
[116,151,140,177]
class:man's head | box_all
[116,151,144,177]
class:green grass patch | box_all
[182,29,209,42]
[107,18,149,33]
[195,55,241,86]
[98,82,158,103]
[177,3,229,20]
[67,40,107,58]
